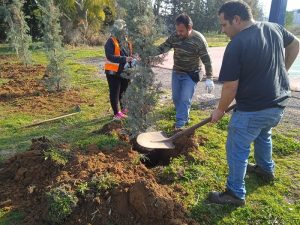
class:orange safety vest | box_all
[104,37,121,72]
[104,37,133,72]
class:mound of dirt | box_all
[0,60,88,114]
[0,135,200,225]
[96,120,130,142]
[96,121,207,167]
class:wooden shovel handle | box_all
[169,104,236,141]
[23,111,80,128]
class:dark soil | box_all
[0,130,201,225]
[0,57,88,114]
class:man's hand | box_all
[211,108,225,123]
[205,79,215,93]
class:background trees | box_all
[155,0,263,33]
[1,0,266,44]
[54,0,116,44]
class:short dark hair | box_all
[218,1,253,23]
[175,14,193,28]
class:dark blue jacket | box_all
[104,37,129,74]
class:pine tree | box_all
[37,0,70,92]
[117,0,164,137]
[5,0,32,66]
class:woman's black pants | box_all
[105,73,129,115]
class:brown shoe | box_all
[208,189,245,206]
[247,163,275,182]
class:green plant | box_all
[119,0,163,137]
[216,116,230,131]
[46,185,78,224]
[273,133,300,156]
[38,0,70,92]
[90,172,118,191]
[0,209,23,224]
[44,147,69,166]
[76,135,126,151]
[132,153,149,165]
[76,182,89,195]
[160,156,186,182]
[4,0,32,65]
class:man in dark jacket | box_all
[208,1,299,206]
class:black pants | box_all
[106,73,129,115]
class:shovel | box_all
[136,104,236,150]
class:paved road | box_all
[155,47,300,91]
[82,47,300,132]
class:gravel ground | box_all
[83,58,300,137]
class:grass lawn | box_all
[1,43,300,224]
[155,32,229,47]
[0,44,112,162]
[205,32,229,47]
[157,107,300,225]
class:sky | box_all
[260,0,300,17]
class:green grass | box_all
[75,134,128,151]
[44,147,70,166]
[0,79,9,86]
[157,105,300,225]
[1,43,300,224]
[205,32,229,47]
[0,43,112,160]
[0,209,23,225]
[90,172,119,192]
[46,185,78,224]
[273,133,300,156]
[0,44,12,55]
[155,32,229,47]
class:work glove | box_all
[205,79,215,93]
[124,58,137,70]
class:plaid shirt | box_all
[156,30,213,78]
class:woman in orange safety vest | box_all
[104,19,133,120]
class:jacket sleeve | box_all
[105,38,127,64]
[198,36,213,79]
[149,34,174,56]
[156,36,173,54]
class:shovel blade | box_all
[136,131,175,149]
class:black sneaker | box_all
[208,189,245,206]
[247,163,275,182]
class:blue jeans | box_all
[226,107,284,199]
[172,70,197,128]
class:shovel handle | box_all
[169,104,236,141]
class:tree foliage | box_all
[244,0,264,21]
[4,0,32,65]
[156,0,263,33]
[55,0,116,43]
[285,11,294,27]
[23,0,43,40]
[119,0,163,137]
[38,0,70,92]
